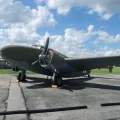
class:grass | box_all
[0,69,35,74]
[0,67,120,74]
[91,67,120,75]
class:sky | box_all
[1,0,120,57]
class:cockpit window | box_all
[40,46,44,51]
[31,45,40,49]
[31,45,44,51]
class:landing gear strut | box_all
[17,70,26,81]
[88,74,90,78]
[52,72,62,87]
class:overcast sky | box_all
[0,0,120,57]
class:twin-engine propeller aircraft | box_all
[0,37,120,87]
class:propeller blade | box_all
[31,60,39,65]
[43,37,49,55]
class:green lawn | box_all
[0,67,120,74]
[0,69,35,74]
[91,67,120,75]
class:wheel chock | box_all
[16,80,20,82]
[52,85,58,88]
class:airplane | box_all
[0,37,120,87]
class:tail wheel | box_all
[52,73,62,87]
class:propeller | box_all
[31,59,39,65]
[31,37,57,72]
[43,37,49,55]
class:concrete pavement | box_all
[1,74,120,119]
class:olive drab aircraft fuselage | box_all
[1,38,120,86]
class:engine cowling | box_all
[39,51,52,69]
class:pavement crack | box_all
[5,74,28,120]
[3,74,12,120]
[18,82,31,120]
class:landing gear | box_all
[17,70,26,81]
[88,74,90,78]
[52,72,62,87]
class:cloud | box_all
[37,25,120,57]
[35,26,93,57]
[0,0,56,28]
[35,0,46,4]
[45,0,120,20]
[0,0,56,48]
[0,23,120,57]
[94,31,120,43]
[28,6,56,28]
[87,25,94,33]
[0,0,119,58]
[0,25,41,48]
[104,49,120,56]
[87,4,113,20]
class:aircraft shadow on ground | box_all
[61,81,120,92]
[24,76,93,90]
[91,76,120,80]
[25,76,52,88]
[20,76,120,92]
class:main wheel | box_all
[17,72,26,81]
[17,72,21,80]
[52,73,62,87]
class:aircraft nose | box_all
[0,46,8,56]
[0,45,14,58]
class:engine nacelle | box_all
[39,49,65,70]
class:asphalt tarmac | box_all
[1,74,120,120]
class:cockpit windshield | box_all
[31,45,44,51]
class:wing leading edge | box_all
[65,55,120,71]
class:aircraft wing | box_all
[65,55,120,71]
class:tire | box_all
[17,72,21,80]
[56,76,62,87]
[23,74,26,81]
[52,73,62,87]
[17,72,26,81]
